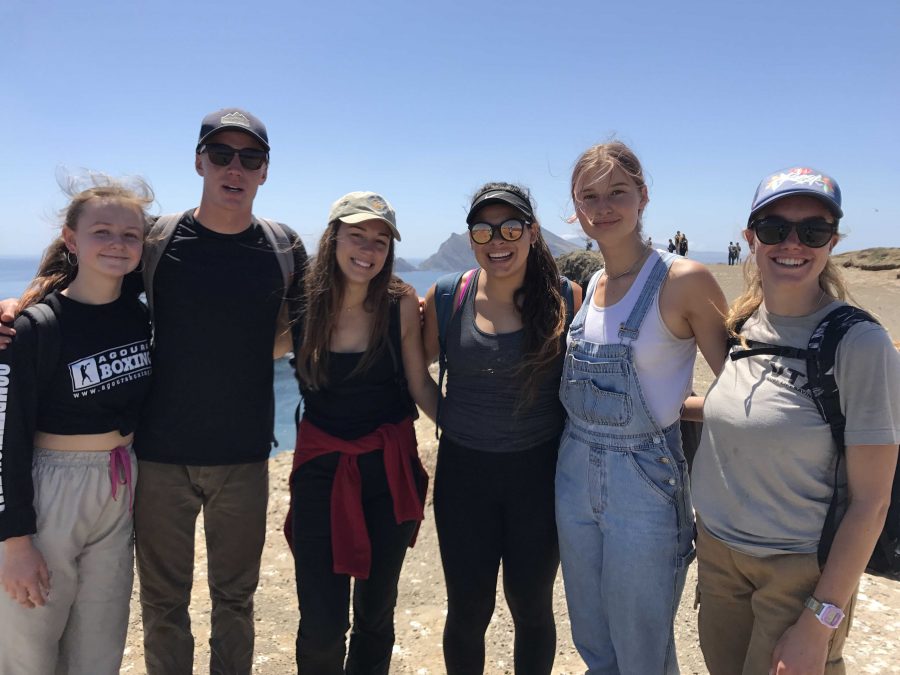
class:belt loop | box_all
[109,445,134,513]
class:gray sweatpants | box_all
[0,447,136,675]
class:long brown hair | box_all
[296,219,408,390]
[471,182,567,407]
[19,174,154,313]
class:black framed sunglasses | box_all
[750,215,837,248]
[468,218,530,245]
[199,143,268,171]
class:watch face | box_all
[820,605,844,628]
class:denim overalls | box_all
[555,252,694,675]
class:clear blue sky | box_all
[2,0,898,258]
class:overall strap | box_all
[618,252,672,345]
[569,268,603,334]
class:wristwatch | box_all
[804,596,845,629]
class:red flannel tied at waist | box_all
[284,417,428,580]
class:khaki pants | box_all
[0,448,136,675]
[134,460,268,675]
[696,519,855,675]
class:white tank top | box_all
[582,250,697,427]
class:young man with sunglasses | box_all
[133,108,306,675]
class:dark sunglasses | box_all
[468,218,530,245]
[199,143,268,171]
[750,215,837,248]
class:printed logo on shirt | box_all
[69,340,151,395]
[764,358,814,399]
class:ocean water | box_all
[0,256,447,454]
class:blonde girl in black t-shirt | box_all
[0,175,154,675]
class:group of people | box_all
[727,240,743,264]
[668,230,689,256]
[0,108,897,675]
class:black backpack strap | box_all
[386,299,417,420]
[806,305,880,567]
[21,296,62,395]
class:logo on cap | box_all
[765,168,834,195]
[221,111,251,128]
[368,195,387,213]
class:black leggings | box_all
[433,435,560,675]
[291,451,417,675]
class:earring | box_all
[65,251,78,267]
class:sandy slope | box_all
[121,265,900,674]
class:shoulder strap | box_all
[433,270,470,439]
[142,213,184,315]
[806,305,880,447]
[21,296,61,395]
[256,217,295,294]
[802,305,880,568]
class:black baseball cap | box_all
[466,188,535,224]
[197,108,270,152]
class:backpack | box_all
[141,211,296,315]
[730,305,900,576]
[21,294,63,394]
[433,269,575,439]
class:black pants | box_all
[434,436,560,675]
[291,451,416,675]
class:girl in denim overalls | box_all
[556,142,728,675]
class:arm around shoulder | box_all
[399,290,439,422]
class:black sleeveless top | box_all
[299,301,416,440]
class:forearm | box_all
[812,498,890,609]
[410,375,439,423]
[681,395,704,422]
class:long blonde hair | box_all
[725,236,852,339]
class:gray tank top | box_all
[439,270,566,452]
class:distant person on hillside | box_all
[679,234,689,256]
[673,230,684,253]
[728,242,736,265]
[0,175,153,674]
[736,240,742,263]
[557,141,728,674]
[423,182,582,674]
[668,238,676,253]
[648,236,653,247]
[693,167,900,674]
[287,192,437,673]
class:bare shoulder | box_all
[667,256,715,283]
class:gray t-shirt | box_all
[693,301,900,557]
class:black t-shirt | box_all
[135,213,306,465]
[0,291,151,540]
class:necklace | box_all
[604,245,650,280]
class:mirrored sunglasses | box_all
[468,218,529,245]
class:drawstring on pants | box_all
[108,446,134,513]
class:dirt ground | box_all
[121,264,900,674]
